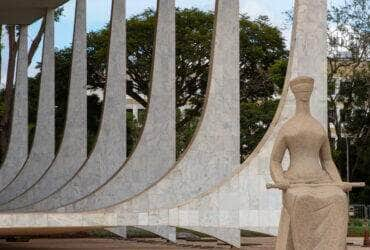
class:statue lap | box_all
[276,185,348,250]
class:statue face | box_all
[291,82,314,102]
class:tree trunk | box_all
[28,18,45,66]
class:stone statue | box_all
[269,76,363,249]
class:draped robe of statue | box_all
[271,76,349,250]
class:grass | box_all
[348,218,370,237]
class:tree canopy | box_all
[327,0,369,203]
[19,8,286,159]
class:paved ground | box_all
[0,237,368,249]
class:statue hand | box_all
[275,179,290,190]
[339,182,352,192]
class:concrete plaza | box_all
[0,237,368,250]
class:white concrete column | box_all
[0,9,55,204]
[0,25,29,191]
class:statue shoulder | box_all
[276,121,293,139]
[280,118,296,132]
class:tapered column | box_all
[174,0,328,243]
[288,0,327,125]
[0,25,28,191]
[0,0,87,211]
[111,0,240,246]
[63,0,176,212]
[29,0,126,211]
[119,0,240,211]
[0,9,55,204]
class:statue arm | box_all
[320,137,342,182]
[270,132,289,189]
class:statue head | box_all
[290,76,314,102]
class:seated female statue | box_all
[270,76,352,250]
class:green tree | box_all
[4,8,287,161]
[327,0,369,203]
[77,8,287,156]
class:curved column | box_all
[103,0,239,246]
[169,0,328,242]
[114,0,239,213]
[0,0,87,211]
[0,9,55,204]
[0,25,28,191]
[0,0,328,248]
[59,0,176,213]
[109,0,327,247]
[23,0,127,211]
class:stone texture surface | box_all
[271,76,348,250]
[0,9,55,204]
[98,0,240,245]
[112,0,239,214]
[0,0,87,211]
[171,0,326,234]
[109,0,327,247]
[28,0,127,211]
[0,0,335,249]
[0,26,28,192]
[61,0,176,213]
[0,212,118,229]
[155,0,329,245]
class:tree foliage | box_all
[74,8,287,156]
[0,8,287,162]
[327,0,369,203]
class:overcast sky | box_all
[1,0,345,85]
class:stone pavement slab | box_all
[0,237,368,249]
